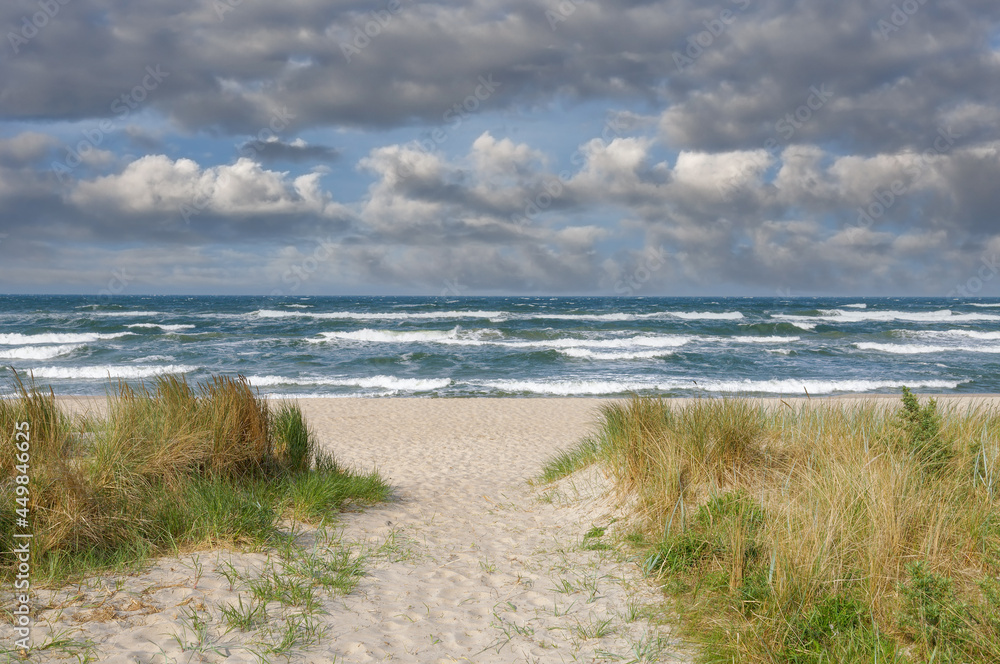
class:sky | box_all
[1,0,999,297]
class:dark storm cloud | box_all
[2,0,992,154]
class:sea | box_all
[1,295,1000,398]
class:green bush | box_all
[898,387,952,473]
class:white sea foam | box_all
[904,329,1000,341]
[310,328,693,351]
[253,308,743,323]
[477,377,965,396]
[132,355,176,363]
[967,303,1000,307]
[246,374,451,391]
[0,332,133,345]
[558,348,674,361]
[28,364,198,379]
[311,328,474,343]
[669,311,744,320]
[855,342,1000,354]
[0,344,82,360]
[843,303,868,309]
[775,309,1000,324]
[728,336,800,343]
[253,309,508,321]
[127,324,196,332]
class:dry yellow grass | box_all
[576,395,1000,663]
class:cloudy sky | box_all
[1,0,999,296]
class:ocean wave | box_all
[477,377,965,396]
[253,309,508,321]
[728,336,800,343]
[669,311,744,320]
[311,328,481,343]
[855,342,1000,354]
[127,324,196,332]
[776,309,1000,324]
[0,332,133,345]
[967,303,1000,307]
[843,303,867,309]
[0,344,82,360]
[558,348,674,361]
[253,308,743,323]
[311,328,694,350]
[246,374,451,391]
[28,364,198,379]
[903,329,1000,341]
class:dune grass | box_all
[544,392,1000,663]
[1,373,389,584]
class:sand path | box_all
[23,398,688,664]
[296,398,687,663]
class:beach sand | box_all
[23,397,691,663]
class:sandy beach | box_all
[22,397,691,663]
[19,394,1000,663]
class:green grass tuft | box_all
[1,372,390,585]
[558,391,1000,663]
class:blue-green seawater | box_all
[1,295,999,397]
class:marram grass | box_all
[544,393,1000,663]
[1,373,389,584]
